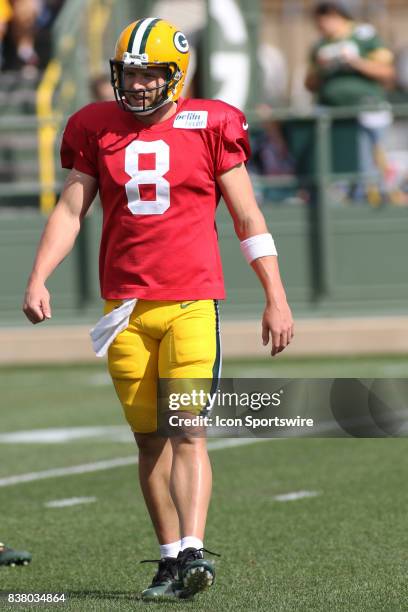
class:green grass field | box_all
[1,359,408,611]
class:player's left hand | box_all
[262,300,294,357]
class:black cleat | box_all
[140,556,179,600]
[0,543,32,567]
[175,547,219,599]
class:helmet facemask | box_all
[109,54,182,115]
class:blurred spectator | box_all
[0,0,12,68]
[249,104,308,206]
[249,44,305,205]
[1,0,65,74]
[90,74,114,102]
[11,0,40,72]
[305,1,397,205]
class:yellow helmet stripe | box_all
[130,17,161,55]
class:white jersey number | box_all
[125,140,170,215]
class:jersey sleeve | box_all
[366,40,394,64]
[355,24,394,62]
[60,110,99,177]
[214,107,251,175]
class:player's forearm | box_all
[232,207,268,241]
[251,255,288,306]
[27,203,81,285]
[350,57,395,85]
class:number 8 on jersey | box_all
[125,140,170,215]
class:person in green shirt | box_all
[305,2,396,204]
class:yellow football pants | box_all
[105,299,221,433]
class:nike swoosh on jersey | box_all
[242,122,249,130]
[180,301,199,309]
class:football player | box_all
[23,18,294,600]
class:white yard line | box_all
[0,438,272,488]
[0,457,137,488]
[0,416,343,489]
[0,426,131,444]
[45,497,97,508]
[273,490,320,502]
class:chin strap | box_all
[123,94,176,116]
[123,96,172,115]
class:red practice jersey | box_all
[60,97,250,300]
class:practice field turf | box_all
[1,360,408,611]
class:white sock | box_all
[159,540,181,559]
[180,536,203,552]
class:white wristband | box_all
[240,233,277,263]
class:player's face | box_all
[123,66,168,110]
[315,14,347,38]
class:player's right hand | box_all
[22,282,52,324]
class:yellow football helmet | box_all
[110,17,190,114]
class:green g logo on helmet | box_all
[174,31,189,54]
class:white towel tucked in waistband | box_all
[90,298,137,357]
